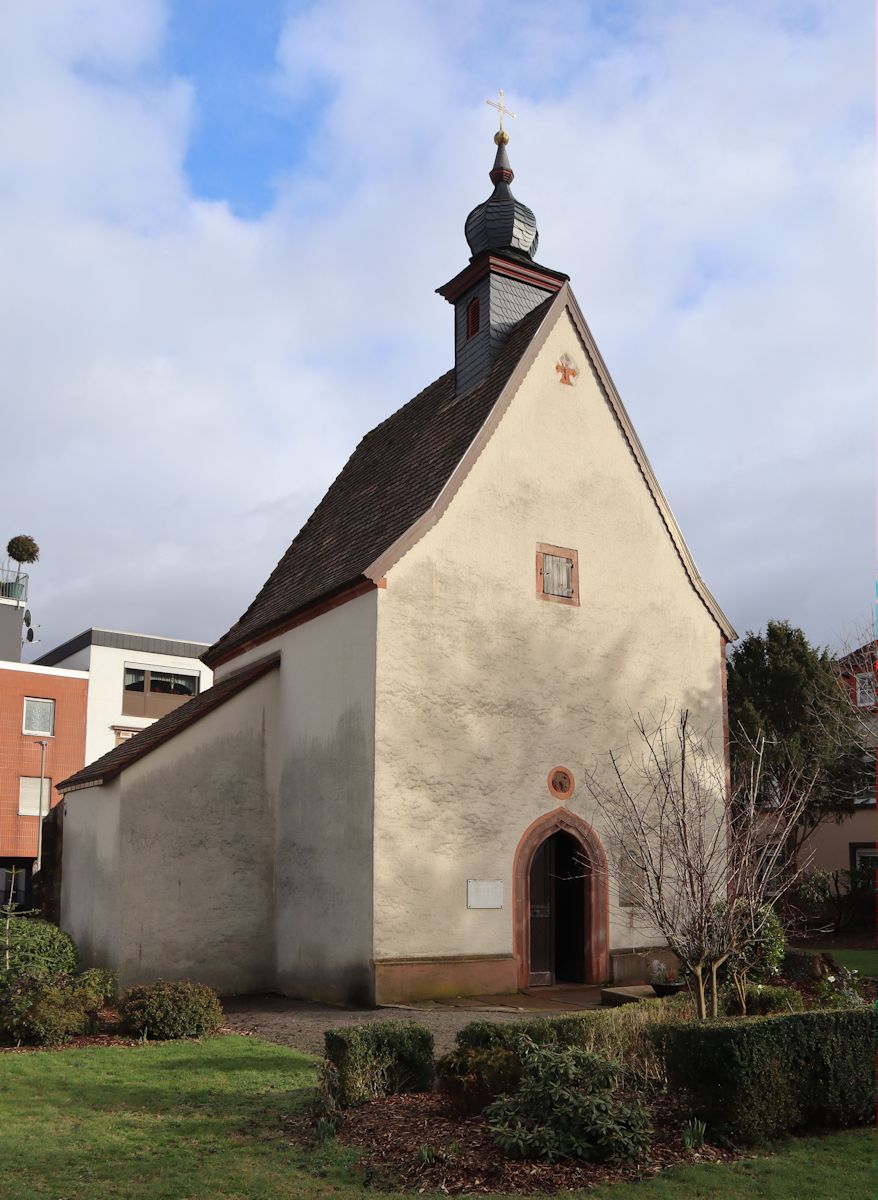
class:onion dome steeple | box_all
[437,96,568,396]
[464,130,539,261]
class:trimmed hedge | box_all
[323,1021,434,1107]
[455,995,694,1090]
[0,918,78,984]
[119,980,223,1040]
[653,1007,876,1145]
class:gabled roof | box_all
[204,295,557,666]
[57,654,279,792]
[205,282,734,670]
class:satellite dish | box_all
[26,628,34,643]
[23,610,31,628]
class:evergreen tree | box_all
[727,620,870,845]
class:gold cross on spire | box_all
[486,89,516,135]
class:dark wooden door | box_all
[529,837,556,986]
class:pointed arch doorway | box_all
[513,809,610,988]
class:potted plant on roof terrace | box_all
[1,535,39,601]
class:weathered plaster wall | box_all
[373,306,726,969]
[60,779,121,970]
[102,669,278,992]
[270,592,377,1004]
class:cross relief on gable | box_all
[555,353,578,386]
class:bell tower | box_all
[437,113,567,395]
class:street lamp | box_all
[34,738,48,873]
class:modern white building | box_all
[34,629,212,764]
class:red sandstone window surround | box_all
[535,544,579,606]
[466,296,480,339]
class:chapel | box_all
[58,120,735,1004]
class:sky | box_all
[1,0,873,660]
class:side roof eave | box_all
[364,282,737,641]
[57,653,280,793]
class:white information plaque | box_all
[467,879,503,909]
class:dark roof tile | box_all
[204,296,555,666]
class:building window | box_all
[466,296,480,339]
[122,666,199,719]
[0,865,27,909]
[855,672,875,708]
[23,697,55,736]
[18,776,52,817]
[535,544,579,606]
[851,843,878,881]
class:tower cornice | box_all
[437,252,568,305]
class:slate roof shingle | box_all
[58,654,280,791]
[203,295,556,666]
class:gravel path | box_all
[222,994,554,1056]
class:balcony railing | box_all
[0,567,28,603]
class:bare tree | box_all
[579,710,816,1019]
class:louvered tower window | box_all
[466,296,480,339]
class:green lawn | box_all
[0,1035,873,1200]
[814,947,878,977]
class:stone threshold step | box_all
[600,985,655,1006]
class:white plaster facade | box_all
[62,667,277,993]
[371,309,725,969]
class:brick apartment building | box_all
[0,661,88,906]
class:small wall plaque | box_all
[467,879,503,909]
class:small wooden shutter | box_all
[543,553,573,598]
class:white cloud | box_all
[0,0,871,659]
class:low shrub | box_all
[0,918,78,984]
[436,1045,522,1115]
[815,966,866,1009]
[485,1042,651,1163]
[653,1007,876,1145]
[723,983,804,1016]
[119,979,223,1040]
[323,1021,434,1107]
[455,993,694,1091]
[0,972,90,1045]
[77,968,118,1008]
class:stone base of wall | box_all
[374,954,518,1005]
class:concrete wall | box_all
[60,779,121,970]
[373,306,726,974]
[63,667,277,992]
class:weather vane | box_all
[486,89,516,143]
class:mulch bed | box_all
[312,1091,743,1195]
[0,1031,138,1054]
